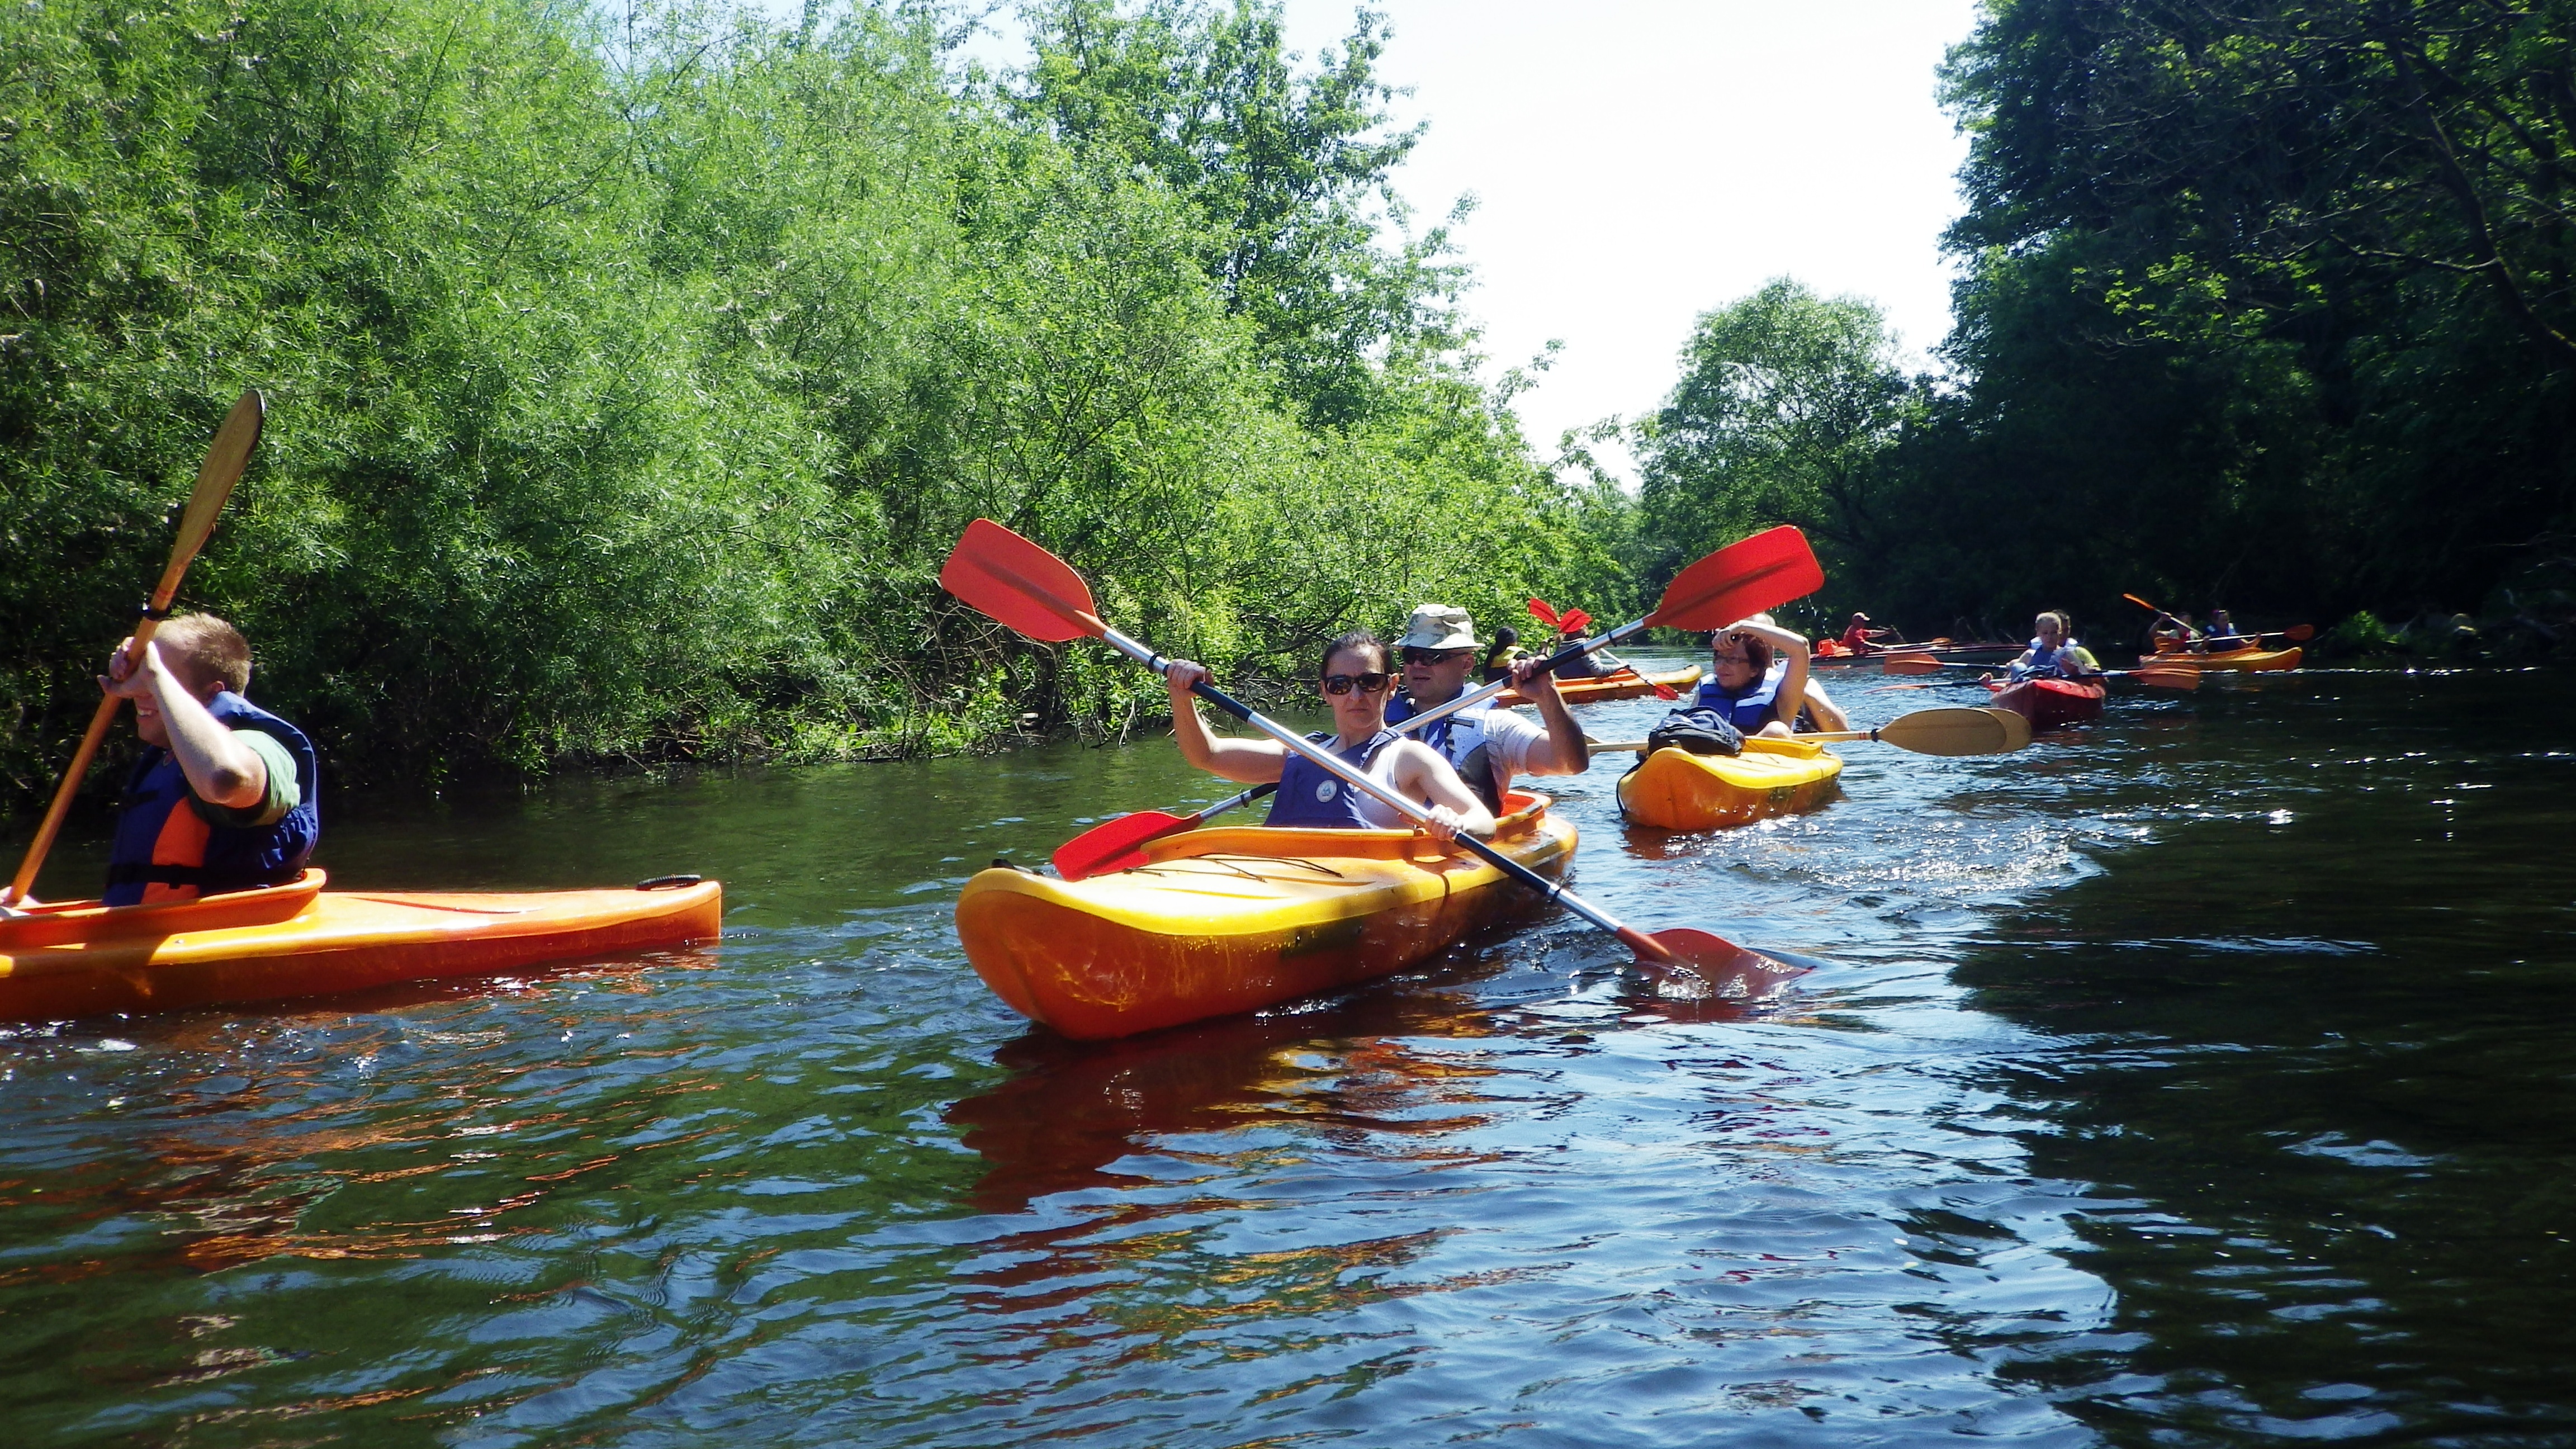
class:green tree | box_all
[1632,280,1919,605]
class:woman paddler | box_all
[1692,616,1816,739]
[1162,631,1495,840]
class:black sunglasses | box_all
[1322,671,1393,695]
[1402,647,1468,666]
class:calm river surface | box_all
[5,659,2573,1446]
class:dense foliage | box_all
[1,0,1626,812]
[1636,1,2575,651]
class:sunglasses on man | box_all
[1401,647,1468,666]
[1322,671,1393,695]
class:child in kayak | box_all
[1998,612,2102,681]
[1162,631,1494,841]
[0,613,319,912]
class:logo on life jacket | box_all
[1315,780,1338,802]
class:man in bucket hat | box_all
[1386,604,1589,814]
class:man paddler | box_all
[0,613,319,910]
[1385,604,1589,813]
[1837,612,1895,657]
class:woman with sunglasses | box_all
[1162,631,1495,840]
[1693,616,1819,738]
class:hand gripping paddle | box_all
[944,519,1802,998]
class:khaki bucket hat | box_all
[1395,604,1481,651]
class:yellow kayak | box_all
[0,871,723,1020]
[954,793,1576,1039]
[1614,735,1845,830]
[2154,643,2303,670]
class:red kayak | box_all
[1985,676,2106,731]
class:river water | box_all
[4,660,2572,1446]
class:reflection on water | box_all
[3,662,2572,1444]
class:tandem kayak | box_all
[954,792,1576,1039]
[2154,643,2303,671]
[0,871,723,1020]
[1984,676,2107,730]
[1613,735,1844,831]
[1494,665,1703,707]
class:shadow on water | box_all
[1950,669,2576,1441]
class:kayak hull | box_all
[1984,677,2107,730]
[2153,643,2303,671]
[954,793,1576,1040]
[1495,665,1701,707]
[1614,736,1845,831]
[0,874,723,1021]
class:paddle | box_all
[941,519,1799,996]
[5,391,265,910]
[1050,781,1279,880]
[1587,705,2029,757]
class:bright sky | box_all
[950,1,1986,475]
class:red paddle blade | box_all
[1623,927,1806,1000]
[1050,809,1194,880]
[1648,526,1825,630]
[2123,593,2160,614]
[2284,623,2315,642]
[1560,608,1592,636]
[940,519,1102,642]
[1879,652,1945,675]
[1650,680,1680,700]
[1527,597,1561,629]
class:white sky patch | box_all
[897,2,1982,479]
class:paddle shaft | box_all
[1100,624,1674,960]
[1389,617,1651,737]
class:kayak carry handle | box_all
[636,874,703,891]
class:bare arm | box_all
[1505,657,1589,775]
[1386,741,1495,839]
[1163,660,1286,785]
[1801,678,1850,733]
[103,641,267,809]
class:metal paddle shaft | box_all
[8,390,265,903]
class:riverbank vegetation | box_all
[1632,0,2574,659]
[1,0,1630,812]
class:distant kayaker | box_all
[2151,610,2200,652]
[1163,631,1494,841]
[1481,626,1526,683]
[1385,605,1588,812]
[2000,612,2101,683]
[0,614,319,912]
[2203,607,2247,651]
[1838,612,1896,657]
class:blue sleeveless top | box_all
[1264,730,1403,829]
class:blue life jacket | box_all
[2010,636,2075,683]
[106,691,320,907]
[1692,660,1787,733]
[1385,693,1505,813]
[1264,730,1401,830]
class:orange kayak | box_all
[1495,665,1702,707]
[2153,642,2303,671]
[0,871,722,1020]
[954,793,1575,1039]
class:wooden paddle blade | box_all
[1630,927,1806,1000]
[1980,705,2034,751]
[1647,526,1825,630]
[1875,705,2020,756]
[2122,592,2160,614]
[1049,810,1194,880]
[153,390,263,605]
[940,519,1102,642]
[1879,652,1946,675]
